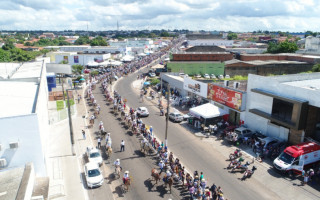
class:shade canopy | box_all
[144,81,150,85]
[190,103,228,119]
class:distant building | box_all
[41,32,55,39]
[188,39,233,47]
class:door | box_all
[291,159,304,172]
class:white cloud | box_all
[0,0,319,31]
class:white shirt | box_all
[124,173,129,178]
[159,162,165,169]
[121,141,125,146]
[114,160,120,166]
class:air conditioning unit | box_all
[0,158,7,168]
[9,142,19,149]
[233,82,240,89]
[224,80,229,87]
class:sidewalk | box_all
[131,79,320,200]
[46,85,115,200]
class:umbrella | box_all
[144,82,150,85]
[80,78,85,81]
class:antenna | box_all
[117,20,119,32]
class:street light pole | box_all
[66,89,75,155]
[165,84,170,148]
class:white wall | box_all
[0,114,46,176]
[160,74,186,97]
[188,39,233,47]
[55,54,111,66]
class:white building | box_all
[0,59,50,176]
[53,52,111,66]
[188,39,234,47]
[246,73,320,144]
[109,38,154,48]
[83,46,130,55]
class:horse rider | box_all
[123,171,130,184]
[99,121,103,130]
[159,160,165,174]
[114,158,121,168]
[165,170,172,182]
[106,132,111,143]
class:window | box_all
[271,98,293,122]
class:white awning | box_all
[189,103,228,119]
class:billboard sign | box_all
[74,56,79,63]
[208,84,243,111]
[183,77,208,98]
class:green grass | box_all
[65,99,75,106]
[56,100,65,110]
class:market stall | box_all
[189,103,228,126]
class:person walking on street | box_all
[97,137,101,148]
[82,130,86,140]
[120,140,125,152]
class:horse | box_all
[106,146,112,158]
[140,142,151,155]
[114,165,121,178]
[163,175,173,193]
[123,177,131,192]
[151,168,161,185]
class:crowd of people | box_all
[84,37,230,199]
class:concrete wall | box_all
[160,74,186,97]
[225,63,313,77]
[172,53,233,61]
[0,114,46,176]
[246,73,320,142]
[55,54,111,66]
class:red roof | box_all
[285,142,320,158]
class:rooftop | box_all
[225,59,308,66]
[185,45,226,53]
[0,63,21,79]
[11,61,43,79]
[283,78,320,91]
[0,166,25,200]
[0,81,38,118]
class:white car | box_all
[84,162,104,188]
[210,74,216,79]
[136,107,149,117]
[194,74,201,78]
[218,75,224,79]
[225,74,230,79]
[87,146,103,166]
[204,74,210,79]
[148,72,156,77]
[168,112,184,122]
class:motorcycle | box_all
[242,166,257,180]
[229,149,242,161]
[227,160,240,169]
[231,161,251,173]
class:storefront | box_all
[207,83,246,125]
[183,77,208,105]
[246,73,320,144]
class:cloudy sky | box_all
[0,0,319,32]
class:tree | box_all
[24,41,32,46]
[72,64,83,75]
[160,31,170,37]
[0,49,11,62]
[227,32,237,40]
[90,36,108,46]
[74,36,90,45]
[267,40,298,53]
[2,42,15,50]
[312,64,320,72]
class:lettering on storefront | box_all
[188,83,201,93]
[208,84,243,111]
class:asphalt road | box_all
[114,69,282,200]
[86,83,185,200]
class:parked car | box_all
[168,112,184,122]
[148,72,156,77]
[234,127,253,143]
[183,113,193,121]
[218,75,224,79]
[194,74,201,78]
[225,75,230,79]
[84,162,104,188]
[254,137,278,153]
[136,107,149,117]
[179,73,185,77]
[86,146,103,166]
[210,74,216,79]
[204,74,210,79]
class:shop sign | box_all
[184,77,208,98]
[208,84,243,111]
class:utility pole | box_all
[165,84,170,148]
[66,89,75,155]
